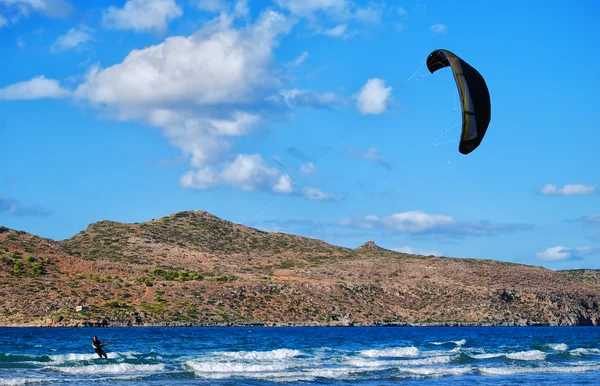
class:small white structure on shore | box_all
[75,305,89,312]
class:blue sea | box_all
[1,327,600,385]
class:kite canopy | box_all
[426,49,491,155]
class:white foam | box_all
[397,366,472,377]
[213,349,301,360]
[470,353,505,359]
[431,339,466,346]
[359,346,420,358]
[0,379,47,386]
[345,355,453,370]
[480,365,599,376]
[48,352,119,362]
[571,348,600,356]
[186,360,291,373]
[505,350,546,361]
[548,343,568,351]
[46,363,164,374]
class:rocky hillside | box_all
[1,211,599,327]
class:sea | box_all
[1,326,599,385]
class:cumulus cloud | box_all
[0,76,70,100]
[179,153,293,193]
[300,162,315,175]
[0,196,50,217]
[0,14,7,28]
[540,183,596,196]
[536,245,597,261]
[101,0,183,33]
[393,246,443,257]
[430,23,447,34]
[50,26,93,53]
[69,5,339,200]
[339,210,533,238]
[397,7,407,16]
[355,78,392,115]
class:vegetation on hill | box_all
[1,212,599,327]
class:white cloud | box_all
[382,211,455,232]
[397,6,407,16]
[393,246,443,257]
[274,0,350,19]
[301,187,343,201]
[354,4,382,24]
[280,88,342,109]
[0,14,7,28]
[323,23,347,37]
[0,0,73,21]
[194,0,227,13]
[101,0,183,33]
[395,23,406,32]
[288,51,308,66]
[355,78,392,115]
[50,26,93,53]
[536,246,571,261]
[180,153,293,193]
[71,7,339,200]
[536,245,597,261]
[540,183,596,196]
[430,23,447,34]
[340,210,533,238]
[0,76,70,100]
[16,37,25,47]
[300,162,315,175]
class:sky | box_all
[0,0,599,270]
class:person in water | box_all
[92,336,110,358]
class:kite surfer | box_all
[92,336,110,358]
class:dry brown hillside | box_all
[1,211,599,327]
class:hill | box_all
[1,211,599,327]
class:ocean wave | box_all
[570,348,600,356]
[212,348,302,360]
[397,365,473,377]
[345,355,453,369]
[0,379,48,386]
[45,363,165,374]
[547,343,569,351]
[359,346,420,358]
[431,339,467,346]
[505,350,547,361]
[186,360,292,373]
[479,364,600,376]
[467,350,547,361]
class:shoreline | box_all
[0,321,591,328]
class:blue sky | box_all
[1,0,599,270]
